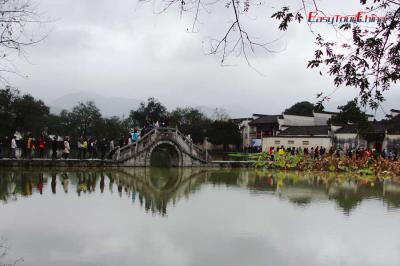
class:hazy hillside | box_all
[195,105,252,119]
[49,92,252,119]
[49,92,141,117]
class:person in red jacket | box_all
[38,134,46,158]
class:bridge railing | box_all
[115,127,157,162]
[174,129,207,161]
[114,127,207,162]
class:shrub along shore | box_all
[255,153,400,177]
[226,152,400,178]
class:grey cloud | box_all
[5,0,399,118]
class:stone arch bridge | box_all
[112,127,207,167]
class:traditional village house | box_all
[234,109,399,152]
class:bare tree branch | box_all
[0,0,48,82]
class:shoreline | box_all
[0,159,399,178]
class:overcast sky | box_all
[5,0,400,117]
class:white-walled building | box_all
[262,125,332,151]
[232,112,336,150]
[333,124,367,150]
[261,111,338,150]
[231,117,254,149]
[234,109,399,152]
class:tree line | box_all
[0,88,242,147]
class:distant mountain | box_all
[195,105,251,119]
[49,92,252,119]
[195,106,216,118]
[49,92,141,117]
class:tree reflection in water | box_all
[1,168,400,215]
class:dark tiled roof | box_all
[249,115,279,125]
[334,116,400,135]
[279,125,330,136]
[314,110,373,117]
[314,111,338,115]
[231,118,252,124]
[385,115,400,134]
[283,112,314,117]
[335,124,358,134]
[370,121,387,134]
[335,124,382,134]
[335,122,385,134]
[390,109,400,113]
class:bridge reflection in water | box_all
[1,168,400,215]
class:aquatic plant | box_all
[255,153,400,178]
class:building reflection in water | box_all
[1,168,400,215]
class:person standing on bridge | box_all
[92,139,98,159]
[132,128,139,142]
[109,138,115,159]
[118,136,124,148]
[141,121,152,137]
[27,134,34,159]
[161,115,169,127]
[82,137,88,159]
[88,137,94,159]
[38,134,46,159]
[10,135,17,159]
[63,137,70,159]
[141,125,146,137]
[99,138,107,160]
[51,136,58,160]
[77,137,83,160]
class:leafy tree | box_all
[330,99,371,136]
[128,97,167,127]
[13,94,49,136]
[313,101,325,112]
[0,87,19,136]
[275,1,400,109]
[207,120,242,149]
[47,112,70,137]
[213,108,230,121]
[284,101,321,116]
[68,101,102,137]
[0,87,49,137]
[97,116,129,140]
[169,107,211,143]
[47,109,128,141]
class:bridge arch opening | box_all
[149,142,181,167]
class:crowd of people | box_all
[265,145,399,160]
[0,134,121,160]
[0,117,171,160]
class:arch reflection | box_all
[1,168,400,215]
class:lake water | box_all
[1,168,400,266]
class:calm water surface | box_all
[1,168,400,266]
